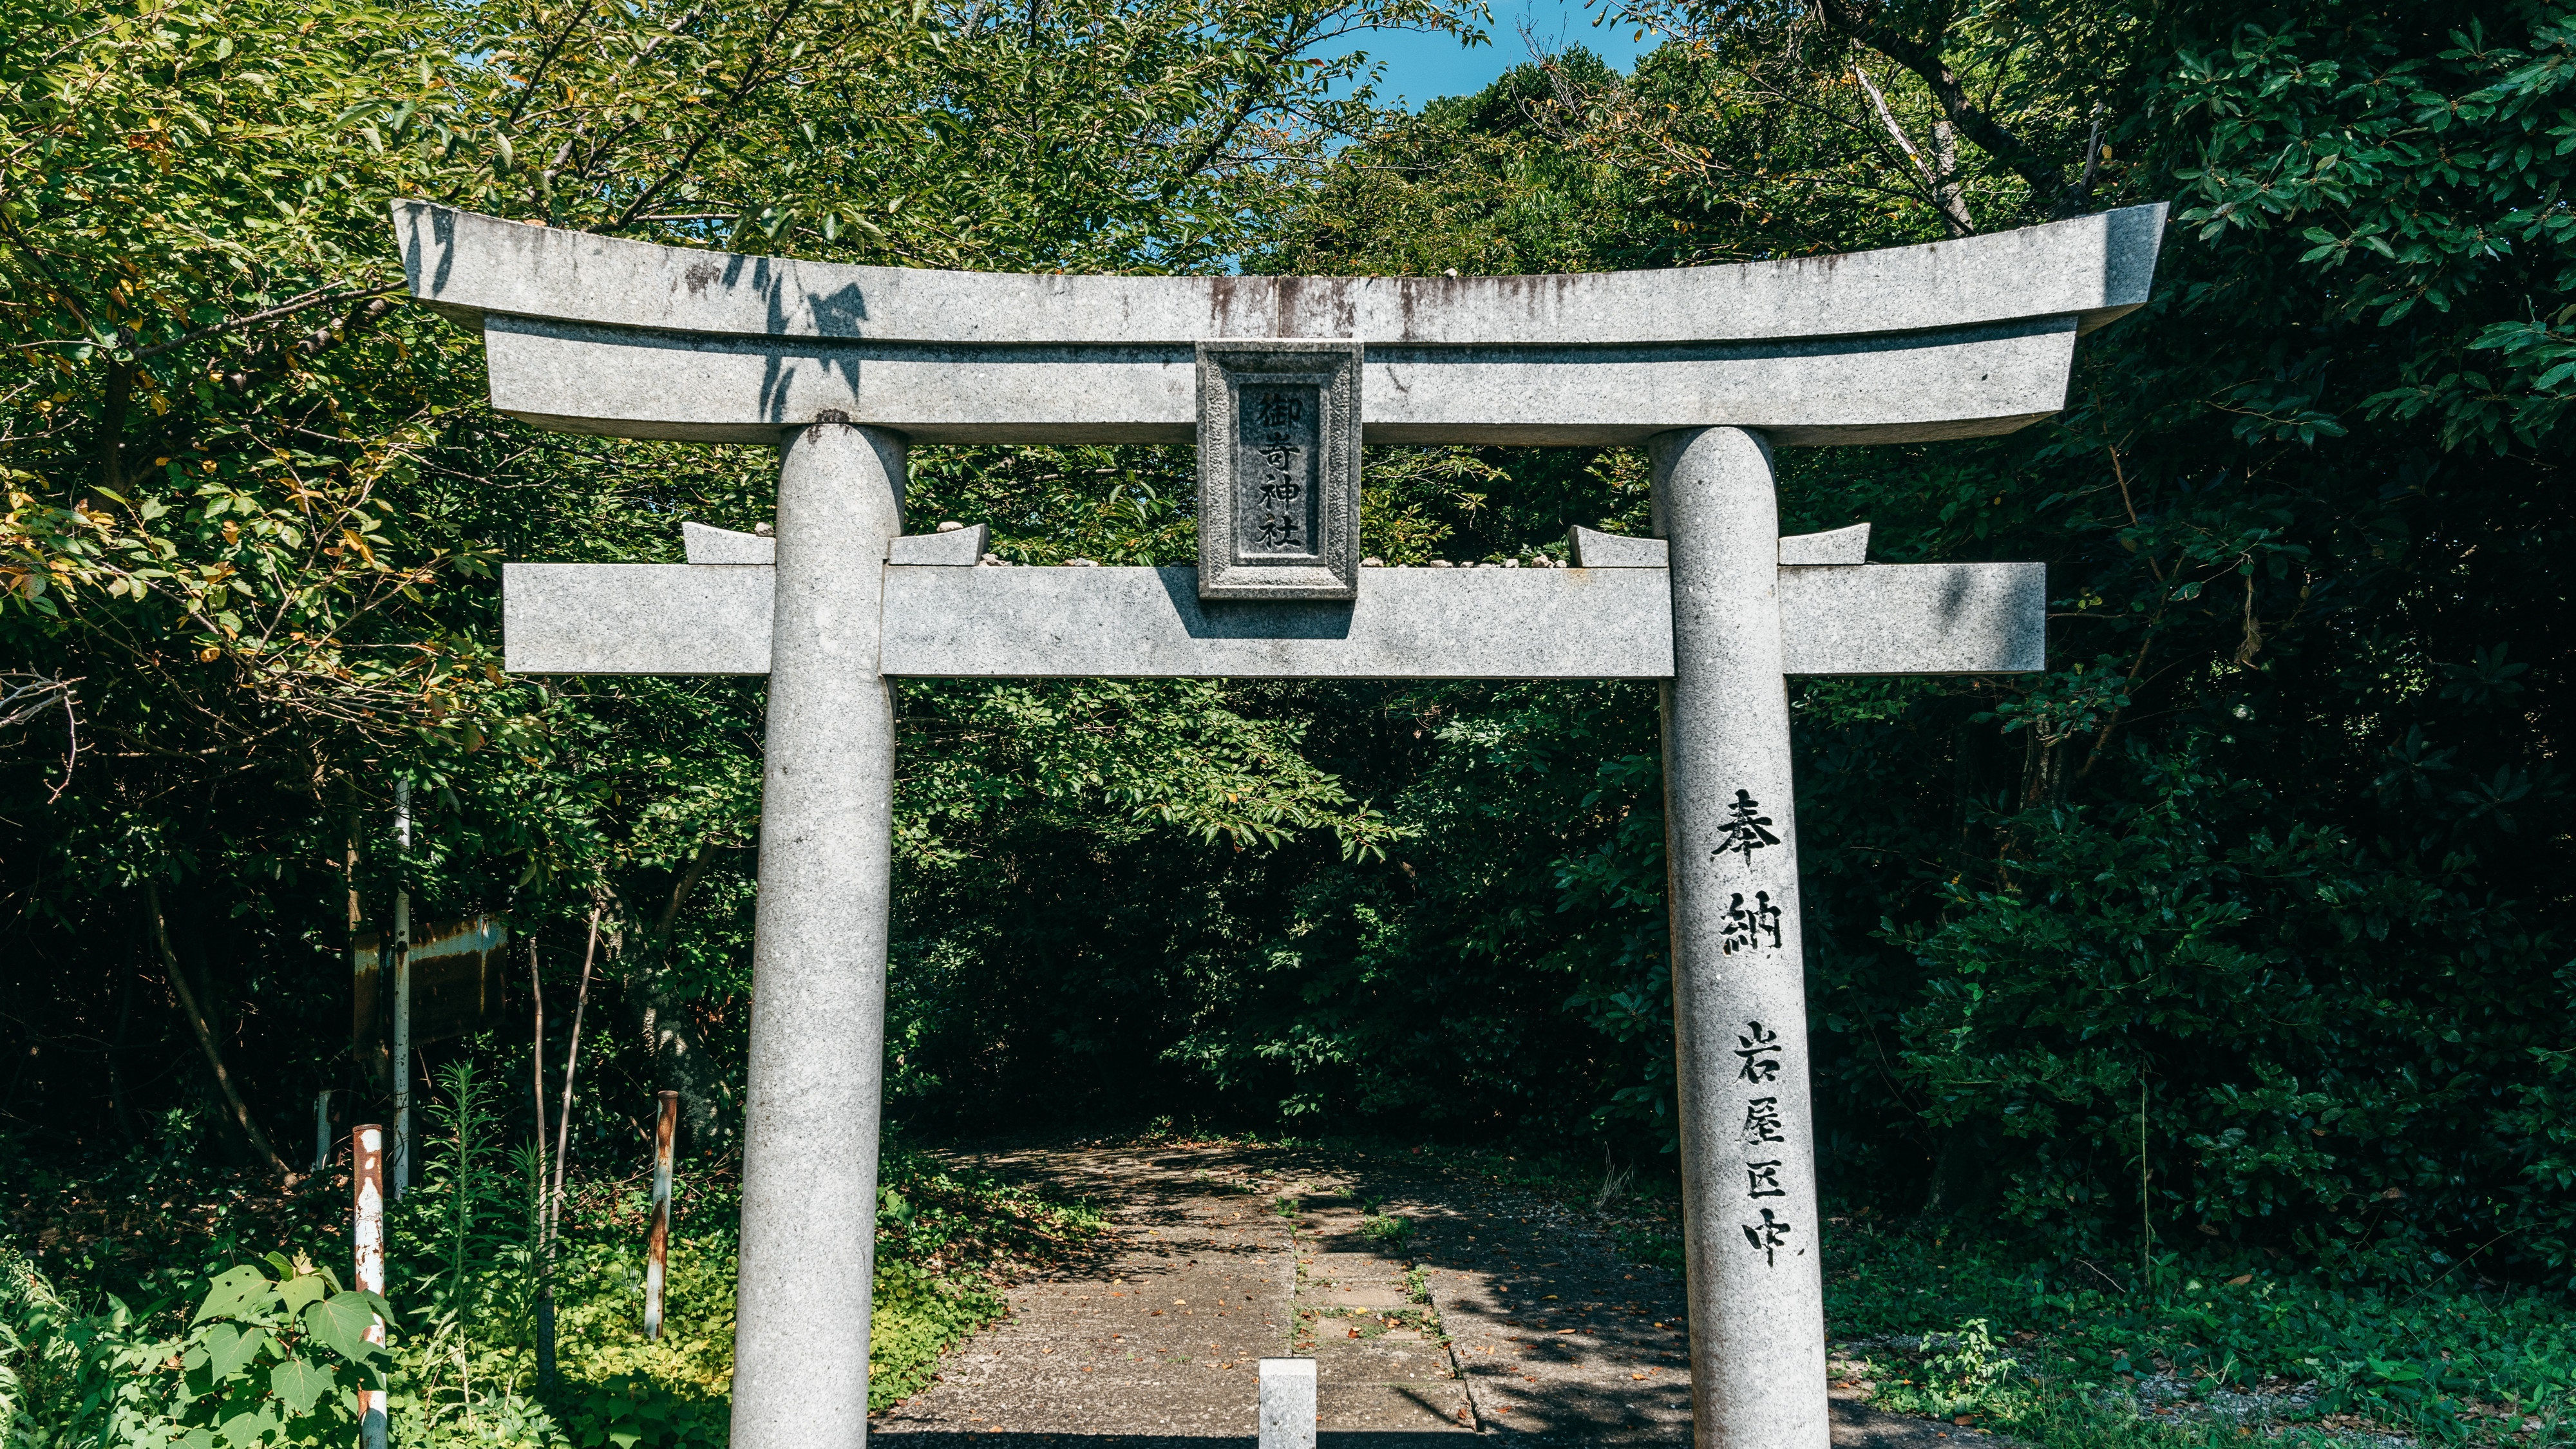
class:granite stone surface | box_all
[681,520,774,564]
[502,563,773,673]
[1197,342,1361,601]
[396,200,2163,345]
[889,524,989,565]
[1261,1359,1318,1449]
[881,565,1672,679]
[500,560,2041,679]
[470,312,2080,447]
[1776,562,2043,675]
[1567,526,1669,569]
[1777,524,1870,565]
[393,200,2167,447]
[1653,427,1830,1449]
[728,421,907,1449]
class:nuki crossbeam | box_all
[391,197,2168,1449]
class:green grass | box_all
[536,1143,1106,1428]
[0,1130,1106,1448]
[1295,1134,2576,1448]
[1823,1222,2576,1446]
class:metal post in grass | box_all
[645,1089,679,1340]
[390,780,413,1200]
[312,1089,335,1174]
[354,1122,388,1449]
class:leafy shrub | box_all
[1359,1214,1412,1244]
[1,1242,393,1449]
[1922,1318,2015,1417]
[867,1259,999,1409]
[545,1374,726,1449]
[166,1255,394,1449]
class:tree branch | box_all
[1810,0,2078,215]
[603,0,806,235]
[1852,66,1974,235]
[146,881,292,1179]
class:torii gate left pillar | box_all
[727,420,907,1441]
[392,198,2164,1449]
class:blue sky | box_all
[1321,0,1655,108]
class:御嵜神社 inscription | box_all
[1241,391,1317,555]
[392,196,2170,1449]
[1196,341,1360,601]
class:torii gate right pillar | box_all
[1656,427,1830,1449]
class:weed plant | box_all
[1345,1135,2576,1448]
[0,1088,1103,1446]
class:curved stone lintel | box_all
[395,200,2165,347]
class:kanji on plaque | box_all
[1242,389,1312,554]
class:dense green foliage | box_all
[5,0,2574,1433]
[0,1074,1099,1444]
[1446,1139,2576,1443]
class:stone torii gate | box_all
[392,200,2165,1449]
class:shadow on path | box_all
[873,1139,2009,1449]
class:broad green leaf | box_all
[269,1355,336,1415]
[303,1291,390,1363]
[276,1272,328,1316]
[202,1321,270,1379]
[191,1266,272,1326]
[218,1404,280,1449]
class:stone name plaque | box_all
[1196,340,1361,601]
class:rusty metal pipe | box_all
[645,1090,677,1340]
[354,1123,388,1449]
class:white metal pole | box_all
[354,1122,388,1449]
[391,779,412,1199]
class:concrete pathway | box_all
[872,1141,2007,1449]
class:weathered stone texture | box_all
[1197,343,1361,601]
[1654,427,1830,1449]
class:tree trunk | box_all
[623,850,730,1154]
[144,881,291,1179]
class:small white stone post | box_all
[1259,1358,1317,1449]
[728,419,906,1449]
[1654,426,1830,1449]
